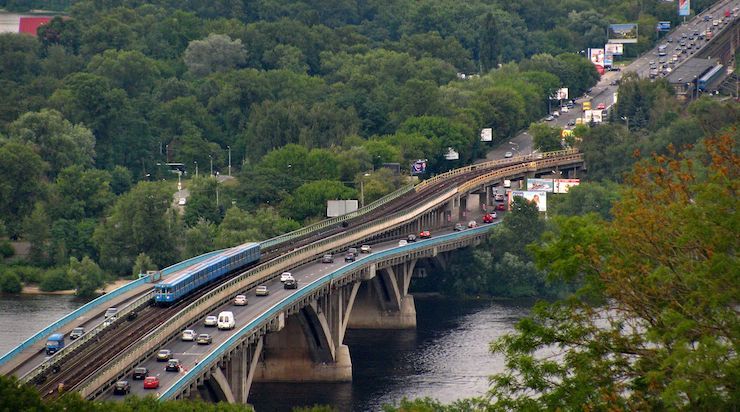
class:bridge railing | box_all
[158,222,499,400]
[79,153,585,397]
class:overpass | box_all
[1,149,584,404]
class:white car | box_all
[398,239,408,246]
[204,316,218,327]
[181,329,196,341]
[280,272,293,282]
[234,295,248,306]
[504,151,513,158]
[360,245,372,253]
[468,220,478,228]
[178,197,186,206]
[255,285,269,296]
[560,106,569,113]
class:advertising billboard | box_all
[510,190,547,212]
[554,179,581,194]
[411,159,427,175]
[480,128,492,142]
[604,53,613,66]
[327,199,359,217]
[608,23,639,43]
[589,48,605,66]
[657,21,671,31]
[550,87,569,100]
[678,0,690,16]
[526,178,554,192]
[584,110,603,123]
[605,43,624,55]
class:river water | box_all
[0,294,531,411]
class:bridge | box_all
[1,149,584,404]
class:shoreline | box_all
[20,279,133,296]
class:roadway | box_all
[101,212,503,400]
[485,0,739,161]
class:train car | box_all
[697,64,724,92]
[154,243,260,305]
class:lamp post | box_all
[209,155,213,176]
[621,116,630,129]
[360,173,371,207]
[194,161,198,177]
[227,146,231,176]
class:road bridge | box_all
[3,150,584,405]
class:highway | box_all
[486,0,738,161]
[101,212,502,400]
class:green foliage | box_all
[0,270,22,293]
[282,180,357,223]
[24,202,52,265]
[132,253,156,279]
[6,265,44,284]
[183,177,223,227]
[0,240,14,258]
[528,122,562,152]
[184,219,217,258]
[67,256,104,297]
[547,181,621,220]
[39,267,74,292]
[0,141,48,237]
[184,33,247,77]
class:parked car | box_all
[196,333,213,345]
[113,380,130,395]
[467,220,477,228]
[284,278,298,289]
[504,151,513,158]
[344,253,355,262]
[419,230,431,239]
[132,367,148,380]
[234,294,248,306]
[454,223,465,231]
[407,234,417,242]
[156,349,171,362]
[70,327,85,340]
[567,119,576,126]
[560,106,569,113]
[280,272,293,282]
[360,245,372,253]
[545,115,555,121]
[143,376,160,389]
[204,315,218,327]
[181,329,196,341]
[321,254,334,263]
[255,285,269,296]
[178,197,186,206]
[165,359,181,372]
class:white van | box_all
[217,311,235,330]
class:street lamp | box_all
[621,116,630,129]
[227,145,231,177]
[209,155,213,176]
[194,161,198,177]
[360,173,371,208]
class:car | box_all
[234,294,248,305]
[70,327,85,340]
[496,203,506,211]
[398,239,408,247]
[552,111,560,117]
[344,253,355,262]
[567,119,576,126]
[544,115,555,121]
[204,315,218,327]
[504,151,513,158]
[419,230,431,239]
[143,376,160,389]
[482,213,495,223]
[454,223,464,231]
[597,103,606,110]
[280,272,293,282]
[132,367,148,380]
[255,285,269,296]
[284,278,298,289]
[104,307,118,319]
[181,329,196,341]
[407,234,417,242]
[178,197,186,206]
[113,380,130,395]
[566,101,575,108]
[321,254,334,263]
[666,36,673,42]
[165,359,181,372]
[347,247,358,257]
[494,193,505,202]
[560,106,569,113]
[467,220,477,228]
[196,333,213,345]
[491,211,498,219]
[156,349,171,362]
[360,245,372,253]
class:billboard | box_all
[604,53,613,66]
[526,178,554,192]
[510,190,547,212]
[657,21,671,31]
[678,0,690,16]
[327,199,359,217]
[584,110,603,123]
[589,48,605,66]
[605,43,624,55]
[444,147,459,160]
[608,23,639,43]
[554,179,581,194]
[411,159,427,175]
[480,128,493,142]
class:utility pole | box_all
[194,161,198,177]
[209,155,213,176]
[227,146,231,177]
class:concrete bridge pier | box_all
[348,261,417,329]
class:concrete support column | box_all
[227,345,248,403]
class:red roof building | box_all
[18,16,52,36]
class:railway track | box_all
[35,159,516,398]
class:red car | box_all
[496,203,506,211]
[143,376,160,389]
[597,103,606,110]
[482,213,495,223]
[419,230,431,239]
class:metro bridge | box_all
[0,149,584,404]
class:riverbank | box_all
[20,279,132,295]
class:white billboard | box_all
[509,190,547,212]
[480,128,493,142]
[554,179,581,193]
[526,178,554,192]
[551,88,569,100]
[327,199,359,217]
[584,110,603,123]
[589,48,605,66]
[605,43,624,55]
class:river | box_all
[0,294,531,411]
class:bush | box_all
[8,265,43,283]
[0,271,22,293]
[39,267,74,292]
[0,240,13,258]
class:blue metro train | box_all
[154,243,261,305]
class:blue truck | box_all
[45,333,65,355]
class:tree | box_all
[183,177,223,227]
[185,219,217,258]
[184,33,247,77]
[489,135,739,410]
[86,49,162,96]
[0,142,47,237]
[67,256,104,297]
[215,206,261,248]
[547,181,621,220]
[0,270,22,293]
[24,202,52,265]
[529,122,562,152]
[281,180,357,222]
[132,253,157,278]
